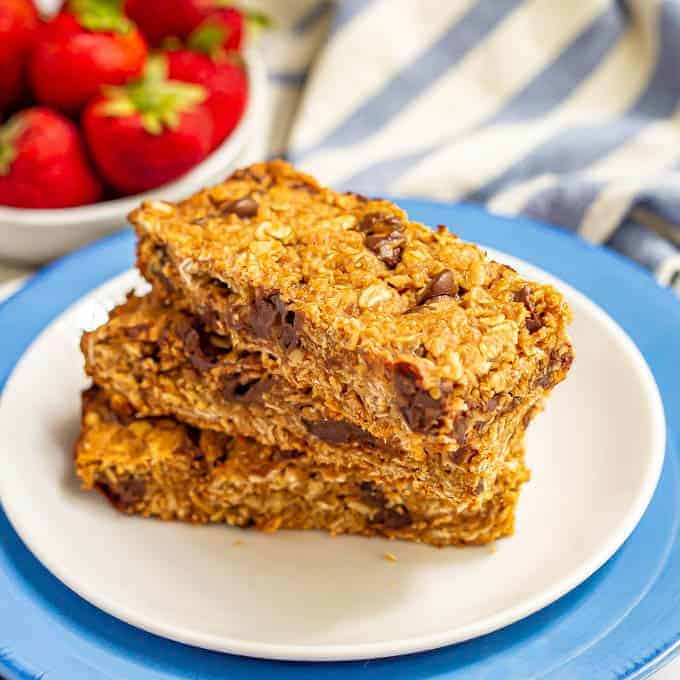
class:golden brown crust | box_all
[82,293,543,507]
[130,161,572,470]
[75,387,530,547]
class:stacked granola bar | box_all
[75,161,573,547]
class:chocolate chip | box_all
[485,396,498,412]
[250,297,276,338]
[98,476,146,510]
[123,323,150,339]
[229,167,264,183]
[358,212,406,268]
[81,385,100,409]
[536,372,553,389]
[199,309,220,330]
[393,362,450,433]
[249,293,304,351]
[364,231,406,269]
[359,481,386,508]
[556,349,574,373]
[358,212,404,234]
[151,248,175,295]
[450,448,465,465]
[525,317,543,333]
[418,269,457,305]
[514,285,543,332]
[414,344,429,358]
[280,310,302,350]
[472,480,485,496]
[184,329,217,371]
[222,377,273,404]
[450,445,479,465]
[373,505,412,529]
[513,285,532,308]
[290,180,320,194]
[270,448,304,462]
[453,413,470,444]
[181,326,226,372]
[223,196,259,218]
[305,419,378,446]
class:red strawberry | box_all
[123,0,204,46]
[83,57,213,195]
[125,0,269,49]
[166,49,247,149]
[30,0,148,115]
[0,107,102,209]
[188,6,244,52]
[0,0,39,115]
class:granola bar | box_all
[75,387,530,547]
[130,161,573,478]
[82,293,543,507]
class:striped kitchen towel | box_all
[256,0,680,291]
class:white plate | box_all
[0,251,665,662]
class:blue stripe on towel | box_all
[292,1,332,34]
[269,71,309,87]
[523,178,603,230]
[630,161,680,227]
[490,4,627,122]
[328,0,375,36]
[292,0,523,160]
[337,2,626,194]
[467,0,680,206]
[608,219,679,272]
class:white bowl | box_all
[0,47,268,264]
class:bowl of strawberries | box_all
[0,0,268,263]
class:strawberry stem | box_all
[100,56,207,135]
[0,115,25,176]
[187,21,228,57]
[68,0,133,34]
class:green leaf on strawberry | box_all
[100,55,207,135]
[0,115,25,176]
[68,0,134,34]
[186,4,272,56]
[187,21,228,57]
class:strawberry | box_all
[0,0,39,115]
[0,107,102,209]
[166,48,247,149]
[124,0,269,49]
[83,57,213,195]
[30,0,148,115]
[123,0,204,46]
[188,5,245,52]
